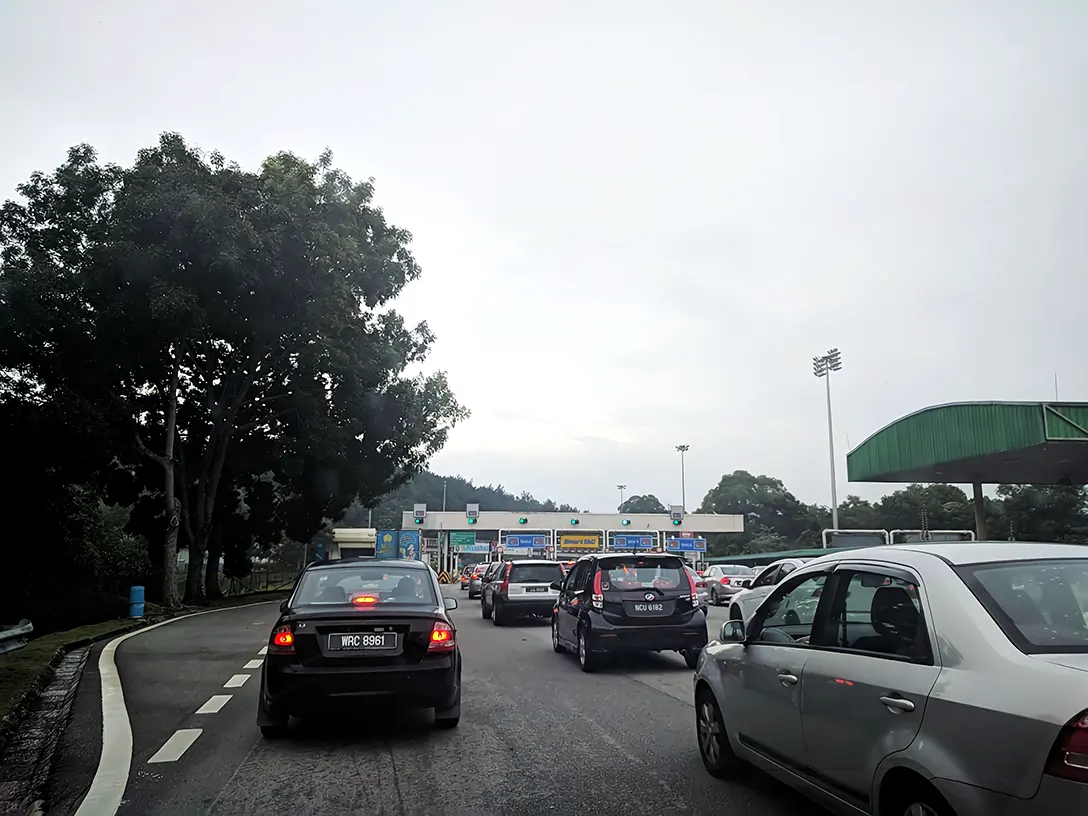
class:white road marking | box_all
[147,729,202,763]
[74,599,280,816]
[257,646,268,656]
[195,694,233,714]
[224,674,250,688]
[243,659,263,670]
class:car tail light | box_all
[686,569,699,602]
[270,624,295,655]
[352,595,378,605]
[1046,710,1088,783]
[428,620,456,653]
[720,577,731,585]
[499,565,510,595]
[591,568,604,609]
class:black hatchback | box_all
[550,553,708,672]
[257,558,461,737]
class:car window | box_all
[779,562,798,579]
[600,556,686,591]
[509,563,565,584]
[752,575,827,644]
[958,559,1088,653]
[718,564,755,576]
[294,566,437,607]
[818,570,930,660]
[568,561,591,592]
[752,565,780,588]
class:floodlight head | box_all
[813,357,827,377]
[826,348,843,371]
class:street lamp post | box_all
[812,348,843,530]
[617,484,627,511]
[675,445,690,511]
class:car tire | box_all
[577,627,600,673]
[695,687,744,778]
[260,723,289,739]
[434,698,461,730]
[551,617,565,653]
[481,598,492,619]
[492,599,505,626]
[682,648,700,670]
[710,588,719,606]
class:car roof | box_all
[307,557,429,572]
[506,559,563,565]
[810,541,1088,567]
[594,553,682,561]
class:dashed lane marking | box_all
[195,695,233,714]
[243,659,263,670]
[148,729,202,764]
[257,646,268,656]
[224,674,250,688]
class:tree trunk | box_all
[156,341,186,608]
[205,523,224,600]
[183,540,206,604]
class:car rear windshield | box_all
[294,566,438,607]
[957,559,1088,653]
[600,557,687,591]
[508,563,564,584]
[718,565,755,576]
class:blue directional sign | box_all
[614,534,654,550]
[505,535,548,549]
[666,537,707,552]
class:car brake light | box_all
[720,577,731,585]
[686,569,699,601]
[499,565,510,595]
[1046,710,1088,783]
[270,624,295,655]
[353,595,378,605]
[591,568,604,609]
[428,620,456,652]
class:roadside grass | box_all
[0,589,287,725]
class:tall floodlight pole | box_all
[812,348,843,530]
[675,445,690,510]
[617,484,627,510]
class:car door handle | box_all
[879,696,915,713]
[776,672,799,686]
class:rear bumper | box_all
[261,653,459,714]
[931,775,1088,815]
[498,597,557,616]
[587,616,708,653]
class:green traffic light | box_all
[621,519,631,526]
[518,517,527,524]
[468,517,477,524]
[672,518,681,525]
[570,518,579,525]
[414,518,423,524]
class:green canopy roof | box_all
[846,401,1088,485]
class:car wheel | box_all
[492,599,505,626]
[577,627,599,673]
[260,723,289,739]
[434,698,461,730]
[682,648,700,670]
[710,588,719,605]
[551,617,565,653]
[481,598,492,619]
[695,687,743,777]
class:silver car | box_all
[693,541,1088,815]
[686,565,710,609]
[481,559,564,626]
[467,563,491,599]
[703,564,756,605]
[725,557,811,622]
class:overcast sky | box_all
[3,1,1086,512]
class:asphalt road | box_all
[47,589,824,815]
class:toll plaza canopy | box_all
[846,401,1088,485]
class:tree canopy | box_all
[0,134,466,620]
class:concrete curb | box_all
[0,590,288,815]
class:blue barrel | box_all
[129,585,145,618]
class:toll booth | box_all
[665,535,707,565]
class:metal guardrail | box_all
[0,619,33,655]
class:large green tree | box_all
[619,494,666,514]
[0,135,467,605]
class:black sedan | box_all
[257,557,461,737]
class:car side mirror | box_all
[720,620,746,643]
[279,600,288,614]
[444,597,458,610]
[550,581,562,591]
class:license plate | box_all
[632,602,666,613]
[328,632,397,651]
[525,586,548,593]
